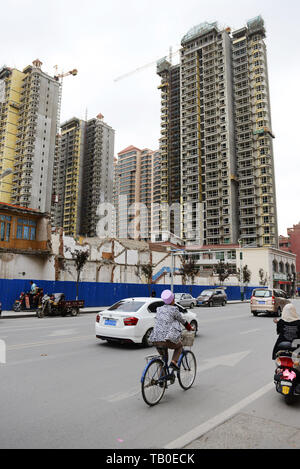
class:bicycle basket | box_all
[181,330,195,346]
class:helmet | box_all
[161,289,174,305]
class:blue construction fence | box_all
[0,278,259,311]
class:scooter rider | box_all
[150,289,193,370]
[272,303,300,360]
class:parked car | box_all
[250,288,291,317]
[197,288,227,307]
[174,293,197,308]
[95,297,199,347]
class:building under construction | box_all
[0,60,60,212]
[157,16,278,248]
[51,114,115,237]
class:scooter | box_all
[37,294,52,318]
[274,341,300,405]
[13,289,43,311]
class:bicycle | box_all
[141,331,197,406]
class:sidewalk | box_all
[0,306,106,319]
[0,301,249,319]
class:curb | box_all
[0,308,104,320]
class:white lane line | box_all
[106,387,140,403]
[7,335,94,351]
[164,381,274,449]
[240,328,261,335]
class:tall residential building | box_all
[157,16,278,248]
[52,114,114,237]
[157,60,181,235]
[114,146,157,240]
[151,150,161,240]
[0,60,60,212]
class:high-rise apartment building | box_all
[157,60,181,236]
[114,146,158,240]
[52,114,114,237]
[0,60,60,212]
[157,16,278,248]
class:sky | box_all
[1,0,299,236]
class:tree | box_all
[135,263,154,296]
[179,255,199,292]
[237,264,251,285]
[71,248,90,300]
[213,261,234,285]
[259,268,268,286]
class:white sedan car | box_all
[95,297,198,347]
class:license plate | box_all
[258,301,265,304]
[282,386,290,395]
[198,302,202,305]
[105,319,117,326]
[281,381,292,387]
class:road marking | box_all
[200,313,247,324]
[7,335,94,351]
[240,328,261,335]
[106,387,140,403]
[197,351,251,374]
[102,352,251,403]
[48,329,77,337]
[164,381,274,449]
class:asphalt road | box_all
[0,302,300,449]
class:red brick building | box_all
[279,222,300,293]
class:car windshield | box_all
[199,290,213,296]
[108,300,145,312]
[253,290,271,298]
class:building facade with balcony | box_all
[0,60,60,212]
[114,146,158,240]
[51,115,114,237]
[157,16,278,248]
[0,202,53,280]
[184,244,296,293]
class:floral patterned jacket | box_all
[149,304,187,344]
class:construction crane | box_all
[53,68,78,81]
[114,46,180,82]
[53,65,78,135]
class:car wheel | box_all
[252,311,258,317]
[276,307,282,318]
[70,308,78,317]
[190,320,198,336]
[222,300,226,307]
[190,302,194,309]
[142,328,153,347]
[208,301,213,307]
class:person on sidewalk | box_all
[272,303,300,360]
[150,289,193,370]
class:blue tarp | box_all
[0,278,258,310]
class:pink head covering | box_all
[161,289,174,305]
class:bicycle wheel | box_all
[177,350,197,390]
[141,358,167,406]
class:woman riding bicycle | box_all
[149,289,193,371]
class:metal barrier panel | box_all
[0,279,258,310]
